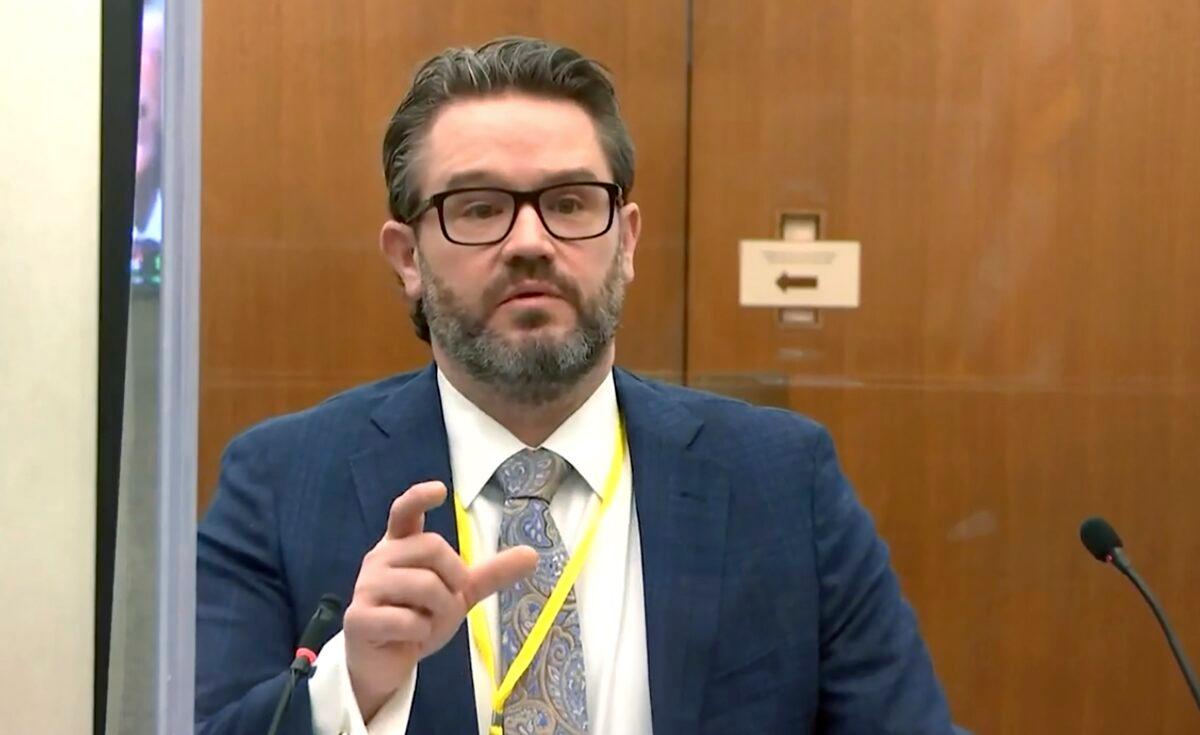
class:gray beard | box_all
[419,250,625,406]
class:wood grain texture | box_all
[200,1,1200,729]
[688,1,1200,732]
[199,0,689,508]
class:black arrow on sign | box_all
[776,273,819,291]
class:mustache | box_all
[481,258,583,310]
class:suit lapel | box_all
[616,370,730,734]
[348,364,477,734]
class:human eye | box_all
[445,190,509,220]
[461,201,502,219]
[544,185,601,216]
[549,195,585,214]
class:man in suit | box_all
[196,37,958,734]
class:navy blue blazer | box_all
[196,365,955,734]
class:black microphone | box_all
[266,594,344,735]
[1079,517,1200,712]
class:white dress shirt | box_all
[310,369,654,734]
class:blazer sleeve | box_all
[809,427,956,734]
[195,429,315,735]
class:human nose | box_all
[499,201,556,262]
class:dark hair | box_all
[381,36,636,343]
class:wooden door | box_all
[687,1,1200,732]
[199,1,689,508]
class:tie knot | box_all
[494,448,568,503]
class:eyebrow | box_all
[440,167,602,191]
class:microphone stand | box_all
[1110,548,1200,712]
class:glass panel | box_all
[108,0,201,732]
[107,3,164,732]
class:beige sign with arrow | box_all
[738,239,861,308]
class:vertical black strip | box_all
[681,0,695,385]
[97,1,143,734]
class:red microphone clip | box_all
[295,647,318,666]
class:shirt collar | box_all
[437,367,621,509]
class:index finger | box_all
[463,545,539,609]
[384,481,448,540]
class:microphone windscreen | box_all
[1080,517,1123,561]
[297,594,344,651]
[318,593,344,612]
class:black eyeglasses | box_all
[407,182,622,246]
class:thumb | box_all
[463,546,539,609]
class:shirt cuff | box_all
[309,630,418,735]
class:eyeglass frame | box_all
[404,181,624,246]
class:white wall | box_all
[0,2,100,731]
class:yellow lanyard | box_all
[453,418,626,735]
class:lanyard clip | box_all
[489,710,504,735]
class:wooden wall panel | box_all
[202,1,1200,729]
[199,1,689,509]
[688,1,1200,732]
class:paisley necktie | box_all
[494,448,590,734]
